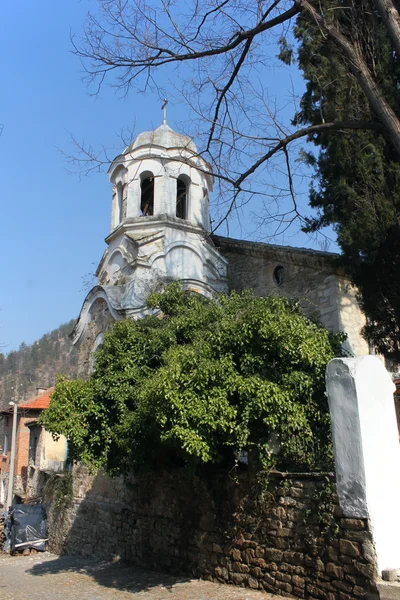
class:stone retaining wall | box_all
[44,466,379,599]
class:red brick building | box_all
[0,388,67,506]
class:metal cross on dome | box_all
[162,98,168,124]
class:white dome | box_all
[126,123,197,154]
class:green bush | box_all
[40,285,344,475]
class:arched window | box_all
[140,175,154,216]
[117,184,123,223]
[176,177,188,219]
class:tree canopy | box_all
[40,285,344,476]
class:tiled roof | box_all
[19,388,54,410]
[0,388,55,413]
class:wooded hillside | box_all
[0,319,79,410]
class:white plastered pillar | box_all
[326,356,400,575]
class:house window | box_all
[3,433,8,456]
[140,176,154,216]
[29,425,41,465]
[176,177,188,219]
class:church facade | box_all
[72,122,369,375]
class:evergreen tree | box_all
[294,0,400,357]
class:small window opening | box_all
[141,177,154,216]
[176,178,187,219]
[117,185,123,222]
[273,265,285,286]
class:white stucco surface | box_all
[326,356,400,574]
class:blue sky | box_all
[0,1,337,353]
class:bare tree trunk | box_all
[297,0,400,156]
[373,0,400,59]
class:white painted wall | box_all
[326,356,400,574]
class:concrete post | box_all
[326,356,400,575]
[6,401,18,509]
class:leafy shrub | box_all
[40,285,344,475]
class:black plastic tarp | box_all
[6,504,48,552]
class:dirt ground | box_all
[0,552,279,600]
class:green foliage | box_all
[41,285,345,476]
[293,0,400,357]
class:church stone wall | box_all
[44,466,379,600]
[214,236,369,357]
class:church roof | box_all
[125,123,197,154]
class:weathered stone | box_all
[381,569,398,582]
[343,531,370,543]
[232,562,249,574]
[276,573,292,583]
[341,519,365,531]
[353,562,378,579]
[338,594,352,600]
[275,581,293,593]
[290,487,307,498]
[264,573,276,586]
[306,583,326,599]
[361,541,376,564]
[276,527,294,538]
[353,585,367,597]
[250,567,262,578]
[340,539,361,558]
[284,551,304,565]
[230,548,241,561]
[273,507,287,520]
[214,566,228,580]
[252,558,268,569]
[248,577,259,589]
[292,575,305,588]
[326,563,344,579]
[315,558,325,573]
[279,496,298,507]
[327,547,339,562]
[242,549,255,564]
[254,546,264,558]
[264,548,283,562]
[231,572,247,585]
[316,579,335,591]
[332,579,353,593]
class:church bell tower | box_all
[71,116,228,364]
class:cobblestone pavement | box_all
[0,553,277,600]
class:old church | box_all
[72,120,368,373]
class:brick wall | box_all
[44,466,379,600]
[0,412,41,504]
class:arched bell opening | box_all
[140,172,154,216]
[176,175,189,220]
[117,183,124,223]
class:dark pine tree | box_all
[294,0,400,358]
